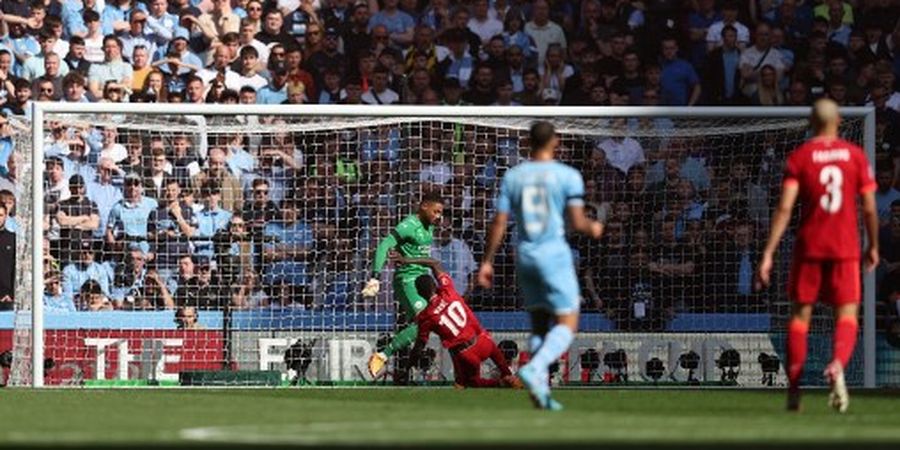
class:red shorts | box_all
[788,258,861,305]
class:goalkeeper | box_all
[362,192,445,377]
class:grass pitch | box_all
[2,388,900,448]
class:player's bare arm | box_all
[756,182,800,290]
[477,212,509,289]
[567,204,604,240]
[861,190,879,272]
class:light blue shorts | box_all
[516,250,580,315]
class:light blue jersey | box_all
[497,160,584,313]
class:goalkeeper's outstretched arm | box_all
[392,256,446,278]
[363,233,399,297]
[372,233,399,277]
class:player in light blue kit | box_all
[478,121,604,410]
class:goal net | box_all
[4,105,882,388]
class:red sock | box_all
[833,315,859,369]
[787,319,809,389]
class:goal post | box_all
[9,103,878,388]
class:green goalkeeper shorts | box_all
[393,276,429,320]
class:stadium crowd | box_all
[0,0,897,331]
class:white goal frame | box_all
[26,103,878,388]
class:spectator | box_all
[0,190,16,232]
[20,30,70,82]
[876,162,900,226]
[191,146,243,214]
[688,0,720,70]
[61,239,110,303]
[175,305,202,328]
[81,10,106,63]
[502,7,536,64]
[649,216,698,310]
[514,68,540,105]
[262,200,313,289]
[786,79,810,106]
[750,65,784,106]
[45,156,70,205]
[192,0,240,48]
[36,51,65,98]
[119,10,156,63]
[361,64,399,104]
[539,43,573,94]
[284,46,316,98]
[493,77,518,106]
[0,204,12,311]
[227,45,267,91]
[309,228,359,309]
[56,174,100,262]
[525,0,566,65]
[242,177,279,239]
[150,178,196,275]
[145,0,177,49]
[175,256,226,309]
[4,79,33,117]
[609,48,643,104]
[111,245,173,309]
[739,22,786,100]
[105,172,158,252]
[703,25,743,105]
[369,0,415,48]
[194,179,232,258]
[432,226,476,296]
[462,63,496,105]
[596,121,645,175]
[44,269,75,312]
[33,77,57,102]
[659,37,701,106]
[86,157,123,239]
[706,0,749,52]
[87,35,132,100]
[78,278,113,311]
[64,36,92,76]
[61,71,90,102]
[307,26,345,85]
[467,0,502,45]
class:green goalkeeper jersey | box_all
[373,214,434,280]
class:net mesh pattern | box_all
[7,111,878,387]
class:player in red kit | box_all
[395,256,521,388]
[756,99,879,413]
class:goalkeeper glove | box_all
[362,278,381,298]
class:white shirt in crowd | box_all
[524,20,566,65]
[100,144,128,163]
[706,20,750,49]
[597,137,645,175]
[227,73,268,92]
[468,17,503,44]
[419,162,453,185]
[361,87,399,105]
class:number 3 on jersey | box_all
[819,165,843,213]
[437,302,467,336]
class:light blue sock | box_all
[527,325,574,371]
[528,334,544,354]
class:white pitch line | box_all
[180,418,553,445]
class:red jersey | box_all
[783,137,876,260]
[416,273,484,349]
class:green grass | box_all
[2,388,900,448]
